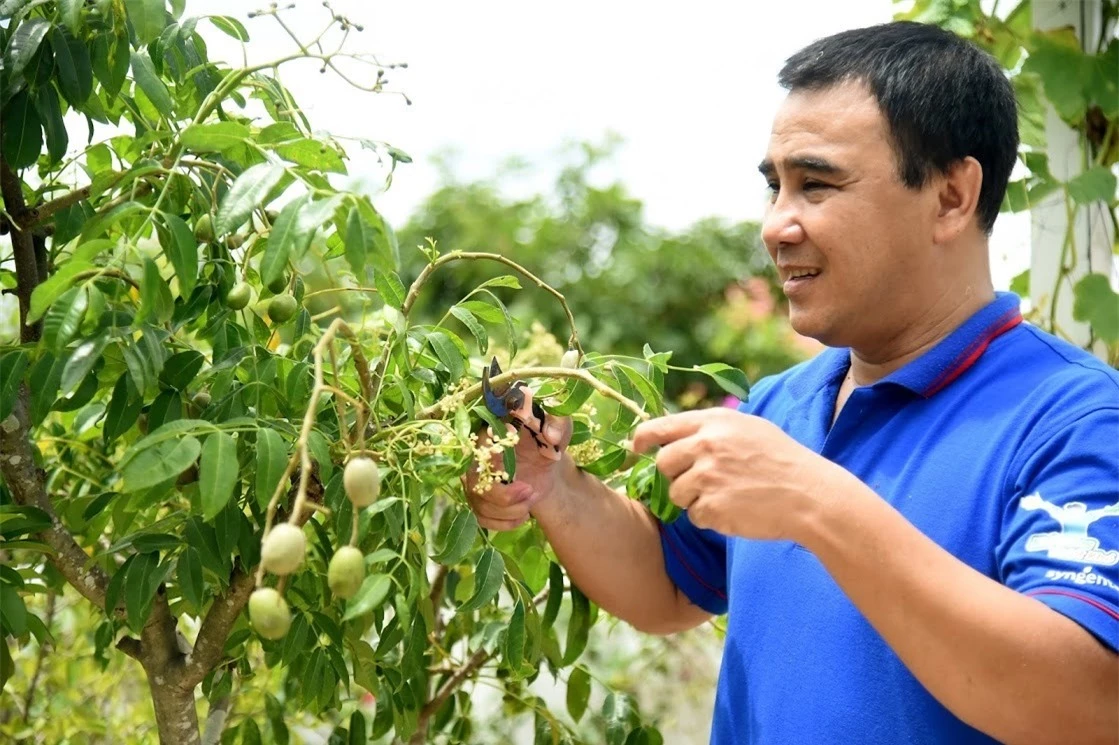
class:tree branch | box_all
[0,394,114,613]
[1,159,41,343]
[117,636,143,661]
[410,647,492,744]
[179,478,324,689]
[178,566,255,689]
[23,185,92,228]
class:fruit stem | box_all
[350,502,360,547]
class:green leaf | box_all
[563,585,590,664]
[1072,274,1119,344]
[1010,269,1030,299]
[0,585,28,636]
[179,121,250,153]
[158,213,200,297]
[121,435,201,492]
[50,27,93,106]
[1067,167,1117,206]
[373,269,406,310]
[42,285,88,352]
[458,547,504,612]
[274,138,346,173]
[60,333,109,396]
[33,86,67,164]
[215,162,286,236]
[580,446,627,478]
[348,711,367,745]
[431,508,477,565]
[79,201,146,243]
[344,206,372,276]
[478,275,522,291]
[122,330,168,397]
[200,431,238,520]
[208,15,249,42]
[4,17,50,79]
[694,362,750,400]
[240,718,262,745]
[103,375,141,442]
[1,89,43,170]
[28,352,64,425]
[130,49,174,117]
[1022,29,1088,124]
[450,305,488,355]
[426,330,465,381]
[260,195,310,290]
[566,666,591,723]
[0,350,29,421]
[159,350,204,391]
[91,32,130,98]
[125,552,164,631]
[125,0,168,45]
[604,692,635,745]
[138,257,174,325]
[175,547,204,610]
[505,600,525,670]
[255,428,288,510]
[457,299,504,324]
[60,0,83,32]
[343,574,392,621]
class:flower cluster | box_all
[469,425,520,494]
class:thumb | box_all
[542,415,573,450]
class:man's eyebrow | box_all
[757,156,845,177]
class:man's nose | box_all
[761,194,806,253]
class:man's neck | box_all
[847,285,994,386]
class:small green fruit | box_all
[560,349,581,369]
[267,274,288,294]
[193,214,214,244]
[260,523,306,575]
[225,283,252,310]
[191,391,211,409]
[328,546,366,599]
[343,457,381,507]
[268,293,298,324]
[248,588,291,640]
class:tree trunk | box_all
[148,679,202,745]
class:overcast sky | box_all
[185,1,1028,287]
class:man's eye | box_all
[803,180,830,191]
[766,182,780,198]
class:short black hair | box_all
[779,21,1018,234]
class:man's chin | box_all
[789,310,843,348]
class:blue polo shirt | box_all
[660,292,1119,744]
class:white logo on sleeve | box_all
[1021,493,1119,566]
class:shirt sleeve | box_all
[659,508,729,615]
[998,405,1119,651]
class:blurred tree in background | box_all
[395,141,816,404]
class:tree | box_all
[0,2,748,743]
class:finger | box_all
[668,469,701,511]
[655,437,699,480]
[541,415,573,449]
[466,485,534,522]
[478,514,530,531]
[632,411,712,454]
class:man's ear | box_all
[933,156,983,244]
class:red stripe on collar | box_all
[923,310,1022,398]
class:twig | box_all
[21,592,57,722]
[416,366,650,422]
[201,696,231,745]
[410,647,492,745]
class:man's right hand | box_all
[464,415,573,530]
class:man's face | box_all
[759,82,941,351]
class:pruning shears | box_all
[481,357,562,461]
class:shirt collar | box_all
[786,292,1023,400]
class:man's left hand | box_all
[631,408,840,540]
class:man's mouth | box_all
[782,268,821,294]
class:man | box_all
[467,21,1118,745]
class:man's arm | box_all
[633,407,1118,745]
[799,472,1117,745]
[531,456,712,635]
